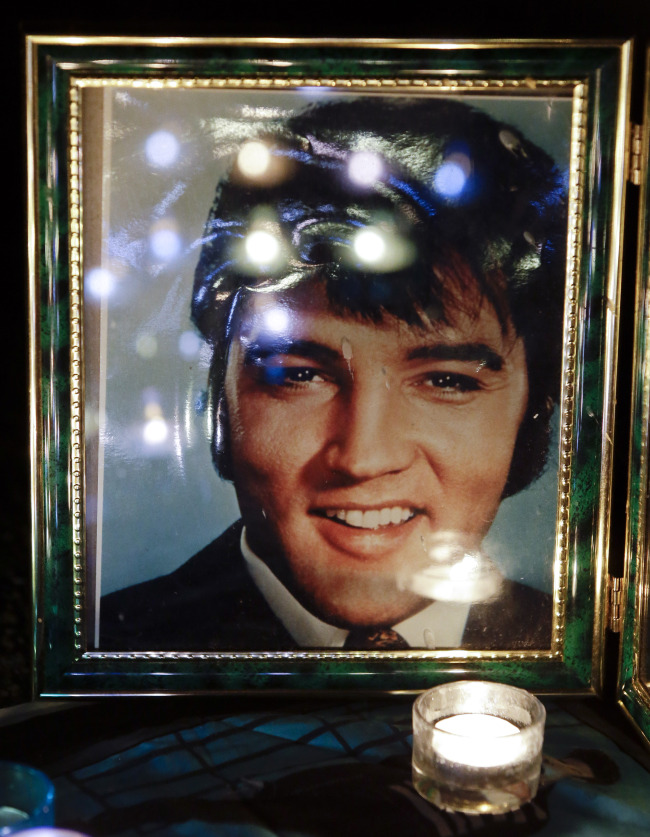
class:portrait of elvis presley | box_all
[101,94,567,652]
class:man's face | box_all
[224,283,528,628]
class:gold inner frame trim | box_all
[73,76,581,91]
[83,649,563,662]
[552,82,588,658]
[68,74,586,662]
[69,83,85,652]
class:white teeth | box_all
[325,507,414,529]
[379,508,392,526]
[346,510,364,528]
[390,507,404,525]
[365,510,380,529]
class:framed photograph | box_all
[27,37,631,695]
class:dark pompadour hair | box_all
[192,97,567,496]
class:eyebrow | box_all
[243,337,504,371]
[407,343,504,372]
[243,339,341,366]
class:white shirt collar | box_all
[240,528,470,649]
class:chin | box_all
[302,568,429,628]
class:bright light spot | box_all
[354,228,386,264]
[245,230,281,265]
[150,228,182,261]
[86,268,115,299]
[136,334,158,359]
[145,131,180,167]
[143,417,168,445]
[238,141,272,178]
[434,161,467,198]
[348,151,384,186]
[397,531,503,604]
[263,306,290,333]
[434,714,523,769]
[178,330,201,360]
[449,554,480,580]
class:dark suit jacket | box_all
[100,521,552,651]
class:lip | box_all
[310,505,425,561]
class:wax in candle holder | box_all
[412,681,546,815]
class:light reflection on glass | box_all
[262,306,290,334]
[178,330,201,361]
[237,141,272,178]
[433,153,472,199]
[143,417,168,445]
[245,229,281,266]
[348,151,384,187]
[183,383,194,448]
[86,267,116,299]
[150,226,182,261]
[353,228,386,264]
[141,389,168,447]
[145,130,180,168]
[400,532,503,604]
[434,162,467,198]
[136,334,158,359]
[172,405,184,473]
[351,226,415,272]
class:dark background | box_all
[3,2,650,707]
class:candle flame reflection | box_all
[400,531,503,603]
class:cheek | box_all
[229,409,286,489]
[423,390,527,497]
[227,394,328,493]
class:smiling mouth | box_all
[320,507,416,530]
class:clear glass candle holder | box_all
[412,681,546,815]
[0,762,55,835]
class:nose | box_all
[324,377,415,480]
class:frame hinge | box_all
[628,123,644,186]
[607,575,624,633]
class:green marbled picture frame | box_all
[27,36,631,696]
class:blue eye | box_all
[259,365,324,387]
[261,365,292,386]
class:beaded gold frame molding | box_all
[67,75,585,664]
[28,38,630,695]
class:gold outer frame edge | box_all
[592,39,634,693]
[25,36,632,694]
[24,36,626,48]
[26,36,42,697]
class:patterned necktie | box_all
[344,628,409,649]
